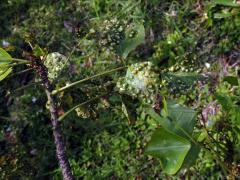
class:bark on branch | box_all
[30,56,74,180]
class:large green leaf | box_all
[167,102,197,138]
[0,48,12,81]
[145,102,199,174]
[145,128,191,175]
[117,24,145,59]
[213,0,240,7]
[147,102,197,139]
[181,142,200,168]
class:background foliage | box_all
[0,0,239,179]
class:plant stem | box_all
[31,58,74,180]
[12,58,30,63]
[203,128,227,152]
[0,58,29,63]
[59,94,106,121]
[45,87,74,180]
[52,66,126,95]
[0,116,11,120]
[7,68,34,78]
[203,143,230,176]
[167,116,230,175]
[12,81,41,93]
[10,62,29,67]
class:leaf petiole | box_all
[52,66,126,95]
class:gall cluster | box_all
[116,61,161,105]
[43,52,69,81]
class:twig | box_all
[12,81,41,93]
[1,57,30,63]
[52,66,126,95]
[7,68,34,78]
[59,94,106,121]
[10,62,29,67]
[0,116,11,120]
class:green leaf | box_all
[167,102,197,138]
[145,128,191,175]
[213,0,240,7]
[147,108,172,129]
[0,47,12,63]
[33,45,45,57]
[117,24,145,59]
[214,12,234,18]
[215,93,233,111]
[223,76,239,86]
[146,103,200,174]
[0,65,12,81]
[181,143,200,168]
[0,48,12,81]
[163,72,204,85]
[147,101,197,139]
